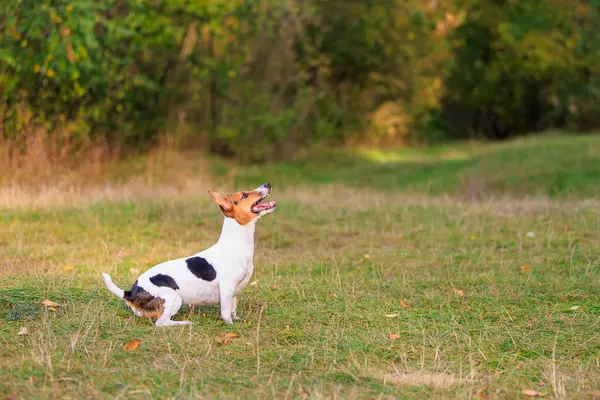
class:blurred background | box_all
[1,0,598,168]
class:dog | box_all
[101,182,276,327]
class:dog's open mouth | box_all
[251,197,277,213]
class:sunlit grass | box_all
[354,147,472,164]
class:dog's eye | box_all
[241,193,248,199]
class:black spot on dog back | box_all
[149,274,180,290]
[186,257,217,281]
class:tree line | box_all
[1,0,598,161]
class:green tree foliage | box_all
[441,0,600,139]
[1,0,599,161]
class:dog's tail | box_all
[102,272,125,298]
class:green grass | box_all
[2,133,600,399]
[217,132,600,198]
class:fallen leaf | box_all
[63,265,73,271]
[522,389,544,397]
[388,333,400,340]
[453,288,464,297]
[61,28,71,37]
[249,280,258,286]
[224,332,239,339]
[18,327,29,336]
[563,225,569,231]
[520,264,532,272]
[123,339,141,351]
[570,305,580,311]
[42,299,59,307]
[363,254,371,259]
[216,339,231,346]
[385,313,399,318]
[476,387,487,400]
[399,299,411,309]
[47,307,57,312]
[526,232,536,239]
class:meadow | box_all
[1,133,600,399]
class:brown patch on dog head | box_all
[208,190,265,225]
[126,293,165,319]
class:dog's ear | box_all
[208,191,233,212]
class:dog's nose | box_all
[263,182,271,189]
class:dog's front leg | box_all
[219,285,236,324]
[231,296,241,321]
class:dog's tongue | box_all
[254,201,276,211]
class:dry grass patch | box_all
[382,370,464,389]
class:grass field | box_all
[1,133,600,399]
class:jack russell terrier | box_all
[102,182,276,327]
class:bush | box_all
[1,0,599,162]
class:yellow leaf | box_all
[63,265,73,271]
[521,389,544,397]
[18,327,29,336]
[48,307,57,312]
[389,333,400,340]
[453,288,464,297]
[399,299,411,309]
[66,4,73,12]
[123,339,141,351]
[224,332,239,339]
[47,69,55,78]
[42,299,59,307]
[34,64,41,72]
[520,265,532,272]
[385,313,399,318]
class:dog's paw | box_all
[232,313,241,321]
